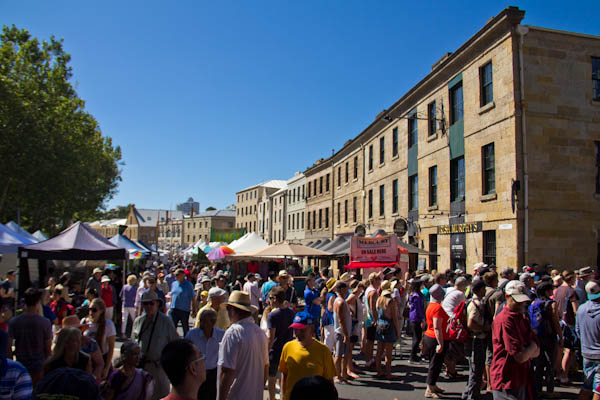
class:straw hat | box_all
[325,278,337,290]
[226,290,257,313]
[92,268,103,275]
[339,272,353,283]
[380,280,393,296]
[101,276,111,283]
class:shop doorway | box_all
[451,233,466,271]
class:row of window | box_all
[185,234,210,243]
[288,186,306,204]
[238,205,257,217]
[426,230,496,271]
[288,211,305,231]
[185,221,209,229]
[237,189,259,203]
[159,230,181,238]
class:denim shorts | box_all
[583,357,600,395]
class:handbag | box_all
[137,314,158,368]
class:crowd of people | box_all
[0,260,598,400]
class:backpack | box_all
[446,301,469,342]
[528,299,553,337]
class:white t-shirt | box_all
[217,316,268,400]
[242,281,260,308]
[441,287,466,318]
[84,319,116,354]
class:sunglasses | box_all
[142,301,157,306]
[188,354,205,369]
[89,308,98,313]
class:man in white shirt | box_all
[218,291,268,400]
[186,308,224,400]
[242,274,260,310]
[441,276,468,379]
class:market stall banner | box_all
[350,234,398,263]
[210,228,246,243]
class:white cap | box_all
[208,287,227,298]
[505,280,530,303]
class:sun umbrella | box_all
[245,242,331,257]
[202,245,213,253]
[207,247,227,260]
[220,246,234,255]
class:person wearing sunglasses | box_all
[83,298,116,380]
[160,339,206,400]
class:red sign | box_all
[350,235,398,263]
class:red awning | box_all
[345,261,399,270]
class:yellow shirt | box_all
[278,339,336,400]
[195,302,230,330]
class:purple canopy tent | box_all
[17,222,127,293]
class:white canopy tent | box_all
[229,232,268,254]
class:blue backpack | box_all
[528,299,552,336]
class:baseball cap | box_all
[585,280,600,300]
[208,287,227,298]
[505,280,530,303]
[519,272,534,283]
[289,311,313,330]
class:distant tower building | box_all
[177,197,200,215]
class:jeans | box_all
[424,335,449,386]
[170,308,190,336]
[463,336,487,400]
[410,321,423,360]
[198,368,217,400]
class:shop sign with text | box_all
[437,222,482,235]
[351,235,398,263]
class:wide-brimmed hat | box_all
[141,290,162,304]
[278,270,290,278]
[92,268,103,275]
[325,278,337,290]
[201,275,211,283]
[339,272,353,283]
[226,290,257,313]
[505,280,530,303]
[578,267,594,277]
[101,276,111,283]
[380,280,393,296]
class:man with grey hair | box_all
[186,308,224,400]
[499,267,516,287]
[195,287,230,331]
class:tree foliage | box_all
[0,25,122,234]
[205,206,216,211]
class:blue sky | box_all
[3,1,599,212]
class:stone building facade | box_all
[270,186,288,243]
[235,180,286,235]
[304,157,334,242]
[286,173,306,243]
[183,210,236,246]
[302,7,600,272]
[158,218,183,249]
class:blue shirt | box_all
[0,358,32,400]
[170,279,194,312]
[304,287,321,321]
[185,327,224,370]
[261,281,277,302]
[165,274,176,291]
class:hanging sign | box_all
[437,222,482,235]
[350,234,398,263]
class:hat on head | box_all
[101,276,111,283]
[201,275,211,283]
[93,268,103,275]
[339,272,353,282]
[382,267,396,276]
[368,272,380,281]
[519,272,534,283]
[578,267,594,277]
[278,270,290,278]
[325,278,337,290]
[289,310,313,330]
[201,290,208,297]
[140,290,162,304]
[226,290,257,313]
[505,280,531,303]
[537,282,554,296]
[429,284,445,302]
[585,280,600,300]
[552,275,563,284]
[380,280,393,296]
[194,282,203,291]
[254,273,261,280]
[208,287,227,298]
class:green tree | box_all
[0,25,122,234]
[205,206,216,211]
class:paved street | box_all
[116,328,581,400]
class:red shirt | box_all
[424,302,450,340]
[490,306,538,390]
[101,285,113,308]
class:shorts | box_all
[335,333,348,357]
[486,335,493,366]
[268,351,281,377]
[492,387,528,400]
[366,325,376,341]
[583,357,600,395]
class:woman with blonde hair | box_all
[44,326,92,374]
[374,281,400,379]
[83,298,116,379]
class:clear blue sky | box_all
[3,1,599,212]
